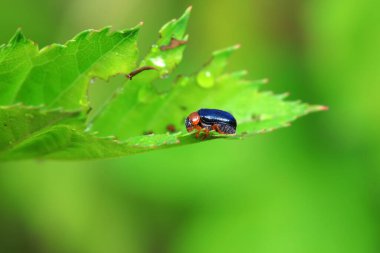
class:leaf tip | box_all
[158,7,192,41]
[318,105,329,111]
[72,29,92,41]
[307,105,329,114]
[313,105,329,111]
[181,5,192,19]
[9,27,27,44]
[99,26,111,34]
[277,92,290,99]
[213,44,240,57]
[185,5,193,14]
[132,21,144,29]
[123,22,143,36]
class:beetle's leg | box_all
[194,125,203,138]
[201,129,210,140]
[212,124,225,134]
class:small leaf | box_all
[141,5,191,77]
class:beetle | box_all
[185,109,237,138]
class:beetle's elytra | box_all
[185,109,237,138]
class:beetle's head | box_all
[185,111,200,132]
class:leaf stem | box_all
[126,66,158,80]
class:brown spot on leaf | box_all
[166,124,176,133]
[160,38,187,51]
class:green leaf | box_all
[90,7,192,136]
[0,104,200,160]
[90,44,326,140]
[141,6,191,77]
[0,104,82,158]
[0,8,327,161]
[0,25,140,110]
[0,122,210,161]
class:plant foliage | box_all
[0,7,326,160]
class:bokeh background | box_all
[1,0,379,252]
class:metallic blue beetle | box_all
[185,109,237,138]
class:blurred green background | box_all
[1,0,379,252]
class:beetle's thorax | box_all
[189,112,200,125]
